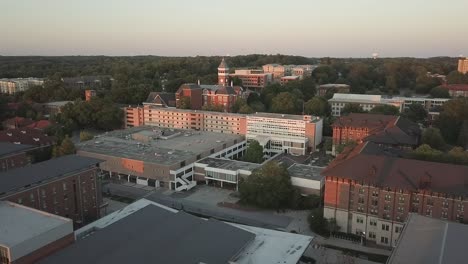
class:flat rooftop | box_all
[0,155,101,195]
[319,83,350,88]
[41,204,255,264]
[0,201,71,248]
[249,112,314,121]
[71,199,312,264]
[388,214,468,264]
[329,93,382,103]
[196,157,261,172]
[287,163,324,181]
[42,101,73,107]
[0,142,34,157]
[77,126,244,166]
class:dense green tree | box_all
[421,128,446,150]
[430,86,450,98]
[403,103,427,122]
[446,71,468,84]
[201,104,224,112]
[304,97,330,116]
[435,98,468,145]
[312,66,338,84]
[369,105,400,115]
[341,103,365,115]
[270,92,300,114]
[231,98,248,113]
[178,96,191,109]
[239,161,294,209]
[53,136,76,157]
[243,140,264,164]
[79,131,94,142]
[408,144,444,162]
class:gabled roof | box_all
[0,128,56,146]
[2,117,35,128]
[145,92,176,107]
[334,113,420,146]
[322,142,468,197]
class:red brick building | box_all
[0,155,102,229]
[332,113,420,153]
[175,84,204,110]
[441,84,468,98]
[322,142,468,247]
[0,143,34,172]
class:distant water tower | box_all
[372,53,379,59]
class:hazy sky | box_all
[1,0,468,57]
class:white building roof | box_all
[0,201,72,248]
[329,93,382,104]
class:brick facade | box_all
[1,168,101,228]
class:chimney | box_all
[197,79,201,85]
[230,80,233,87]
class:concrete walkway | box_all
[315,237,392,257]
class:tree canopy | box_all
[369,104,400,115]
[239,161,295,209]
[430,86,450,98]
[421,127,446,150]
[342,103,365,115]
[403,103,427,123]
[304,97,330,116]
[242,140,264,164]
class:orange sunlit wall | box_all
[121,158,144,174]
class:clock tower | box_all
[218,58,229,86]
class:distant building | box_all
[329,93,384,116]
[317,84,351,97]
[388,214,468,264]
[292,65,316,79]
[441,84,468,98]
[322,142,468,247]
[0,201,74,264]
[458,57,468,74]
[263,64,288,80]
[246,112,323,155]
[175,84,203,110]
[263,64,315,81]
[41,101,73,116]
[61,75,113,90]
[84,89,96,101]
[229,69,273,91]
[329,93,450,117]
[332,113,420,152]
[41,199,312,264]
[0,78,44,94]
[0,143,34,172]
[0,155,102,228]
[144,92,176,107]
[280,75,300,85]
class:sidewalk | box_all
[315,237,392,256]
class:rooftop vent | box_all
[20,130,26,134]
[6,133,12,136]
